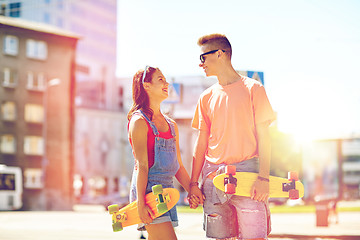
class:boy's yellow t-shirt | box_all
[192,76,276,164]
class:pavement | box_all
[269,200,360,239]
[0,202,359,240]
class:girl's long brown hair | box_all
[127,66,157,121]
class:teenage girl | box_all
[127,66,202,240]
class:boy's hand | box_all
[251,179,269,202]
[188,185,205,209]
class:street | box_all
[0,205,359,240]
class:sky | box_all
[116,0,360,141]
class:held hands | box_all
[251,178,270,202]
[138,202,155,224]
[188,185,205,209]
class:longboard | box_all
[213,166,304,199]
[108,185,179,232]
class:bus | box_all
[0,165,23,210]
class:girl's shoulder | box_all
[129,114,148,132]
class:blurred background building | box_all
[0,0,123,210]
[0,15,78,210]
[302,138,360,201]
[0,0,118,108]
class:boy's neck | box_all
[217,65,241,86]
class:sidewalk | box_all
[109,211,360,240]
[268,201,360,239]
[67,202,360,239]
[269,211,360,239]
[0,205,358,240]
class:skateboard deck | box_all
[213,167,304,199]
[108,185,180,232]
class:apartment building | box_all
[0,15,79,210]
[0,0,125,206]
[0,0,118,109]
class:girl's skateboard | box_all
[213,166,304,199]
[108,185,179,232]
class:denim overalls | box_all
[129,110,180,229]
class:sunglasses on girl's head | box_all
[142,65,154,84]
[199,49,225,63]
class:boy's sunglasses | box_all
[200,49,225,63]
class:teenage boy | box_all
[189,33,276,240]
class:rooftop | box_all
[0,15,80,39]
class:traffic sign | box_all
[247,71,264,85]
[163,83,180,104]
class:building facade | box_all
[0,15,79,210]
[0,0,124,206]
[302,138,360,201]
[0,0,118,109]
[342,139,360,199]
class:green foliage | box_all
[269,125,302,178]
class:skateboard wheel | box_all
[156,202,168,214]
[108,204,120,214]
[112,221,123,232]
[152,184,163,195]
[289,189,299,199]
[288,172,299,181]
[225,165,236,175]
[225,183,236,194]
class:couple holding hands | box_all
[127,33,275,240]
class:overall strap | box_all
[164,116,176,138]
[136,110,159,136]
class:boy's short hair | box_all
[197,33,232,58]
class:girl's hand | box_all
[188,186,205,209]
[138,203,155,224]
[189,195,200,209]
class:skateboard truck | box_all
[108,204,126,232]
[156,193,164,203]
[152,185,169,214]
[155,192,171,203]
[224,165,237,194]
[282,172,300,199]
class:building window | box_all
[24,104,44,124]
[37,73,46,89]
[2,68,18,87]
[27,72,45,90]
[43,12,50,23]
[1,101,17,121]
[24,136,44,155]
[24,168,44,189]
[3,35,19,56]
[56,17,63,28]
[26,39,48,60]
[26,71,34,89]
[0,135,16,154]
[57,0,64,10]
[9,2,21,17]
